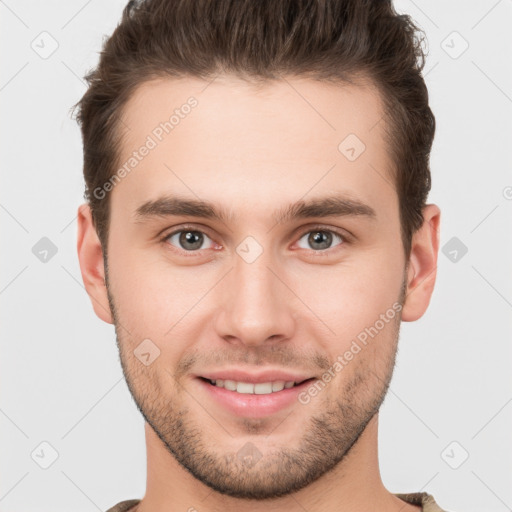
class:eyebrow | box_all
[134,194,377,225]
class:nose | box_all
[213,248,297,348]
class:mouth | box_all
[195,374,318,418]
[198,376,316,395]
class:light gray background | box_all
[1,1,511,511]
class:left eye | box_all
[296,229,345,251]
[165,230,216,251]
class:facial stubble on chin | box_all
[104,257,407,500]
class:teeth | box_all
[210,379,299,394]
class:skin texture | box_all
[77,75,440,512]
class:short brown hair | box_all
[73,0,434,259]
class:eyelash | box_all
[159,224,352,257]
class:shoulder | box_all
[104,499,141,512]
[394,491,453,512]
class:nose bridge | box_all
[215,244,295,345]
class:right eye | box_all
[163,228,218,252]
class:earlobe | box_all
[401,204,441,322]
[76,203,114,324]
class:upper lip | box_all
[197,369,315,384]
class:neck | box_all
[135,414,420,512]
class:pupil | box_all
[180,231,203,250]
[310,231,331,250]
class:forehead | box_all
[112,75,396,224]
[120,74,386,149]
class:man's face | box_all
[103,76,408,498]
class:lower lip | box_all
[196,378,316,418]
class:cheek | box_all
[291,248,404,351]
[106,241,215,339]
[107,254,197,381]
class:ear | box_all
[76,203,113,324]
[401,204,441,322]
